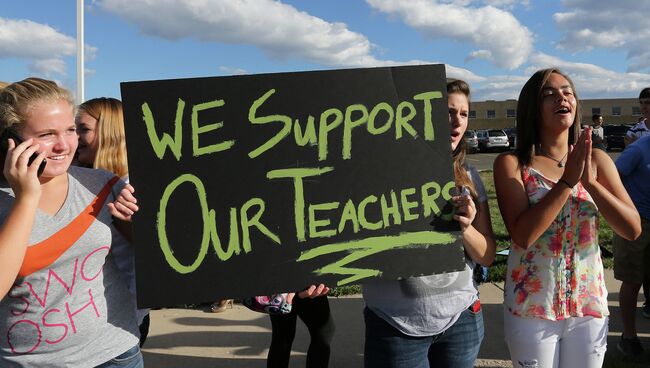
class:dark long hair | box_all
[514,68,581,166]
[640,87,650,99]
[448,79,477,199]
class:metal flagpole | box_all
[76,0,84,104]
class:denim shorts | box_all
[95,345,143,368]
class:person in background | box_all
[625,88,650,147]
[494,68,641,367]
[361,79,496,368]
[75,97,151,347]
[613,131,650,357]
[624,88,650,315]
[591,114,606,151]
[210,298,232,313]
[267,284,334,368]
[0,78,143,367]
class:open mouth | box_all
[48,154,67,161]
[555,106,571,114]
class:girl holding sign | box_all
[0,78,143,367]
[362,79,497,368]
[494,68,640,367]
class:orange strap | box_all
[18,176,120,278]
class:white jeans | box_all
[504,310,608,368]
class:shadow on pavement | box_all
[142,276,650,367]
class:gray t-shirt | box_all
[362,165,487,336]
[0,166,139,367]
[111,176,149,325]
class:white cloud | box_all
[435,0,530,6]
[453,52,650,101]
[98,0,494,79]
[523,52,650,98]
[98,0,386,68]
[472,74,529,100]
[85,44,98,61]
[218,66,248,75]
[0,17,96,77]
[0,17,75,59]
[445,64,487,83]
[482,0,530,9]
[365,0,533,69]
[91,0,645,101]
[29,58,66,76]
[554,1,650,72]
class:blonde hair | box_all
[78,98,128,178]
[0,81,9,90]
[0,78,74,133]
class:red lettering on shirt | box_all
[81,246,109,281]
[42,308,67,344]
[7,319,41,354]
[23,259,79,308]
[65,289,99,334]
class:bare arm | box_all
[0,139,45,299]
[456,195,496,266]
[0,196,39,299]
[582,148,641,240]
[108,183,139,242]
[286,283,330,304]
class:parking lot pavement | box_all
[141,269,649,367]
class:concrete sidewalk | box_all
[141,269,650,367]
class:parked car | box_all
[603,124,631,151]
[464,130,478,153]
[476,129,509,152]
[502,127,517,149]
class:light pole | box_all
[76,0,84,104]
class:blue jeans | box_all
[95,345,143,368]
[364,305,484,368]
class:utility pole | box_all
[76,0,84,104]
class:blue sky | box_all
[2,0,650,102]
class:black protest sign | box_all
[121,64,465,308]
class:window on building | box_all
[469,110,476,119]
[612,106,621,116]
[633,106,641,116]
[591,107,601,115]
[506,109,516,118]
[487,110,496,119]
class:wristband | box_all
[558,178,574,189]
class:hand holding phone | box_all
[453,186,470,216]
[1,128,47,177]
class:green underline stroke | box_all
[297,230,457,285]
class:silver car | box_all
[464,130,478,153]
[476,129,509,152]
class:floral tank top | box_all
[504,167,608,320]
